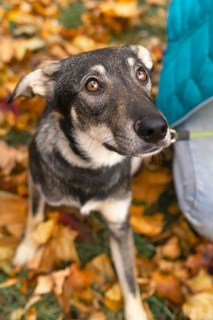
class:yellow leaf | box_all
[104,283,123,311]
[186,269,213,293]
[31,219,56,245]
[0,278,18,289]
[183,292,213,320]
[10,308,24,320]
[87,253,115,285]
[0,245,14,261]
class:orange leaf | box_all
[152,271,184,304]
[68,263,97,292]
[130,213,164,237]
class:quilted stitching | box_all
[157,0,213,125]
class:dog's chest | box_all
[29,138,131,206]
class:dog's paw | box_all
[12,238,38,267]
[125,304,148,320]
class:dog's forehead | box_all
[64,46,147,73]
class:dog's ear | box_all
[130,45,153,71]
[8,60,60,103]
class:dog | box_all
[9,45,171,320]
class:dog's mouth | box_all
[103,142,164,157]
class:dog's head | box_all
[9,45,170,158]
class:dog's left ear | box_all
[130,45,153,71]
[8,60,60,103]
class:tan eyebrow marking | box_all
[91,65,106,74]
[127,57,135,66]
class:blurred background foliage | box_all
[1,1,213,320]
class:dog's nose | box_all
[134,115,168,143]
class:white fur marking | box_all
[131,45,153,70]
[81,196,131,223]
[127,57,135,66]
[91,65,106,74]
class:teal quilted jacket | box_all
[157,0,213,126]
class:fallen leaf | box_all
[104,282,123,311]
[0,278,18,289]
[145,0,166,4]
[27,246,45,270]
[186,269,213,293]
[0,245,14,261]
[130,213,164,237]
[0,38,14,63]
[0,141,28,175]
[183,292,213,320]
[87,253,115,285]
[51,267,70,295]
[157,236,181,260]
[24,295,42,313]
[31,219,56,245]
[99,1,139,18]
[25,306,36,320]
[152,271,184,304]
[89,312,106,320]
[10,308,24,320]
[68,263,97,292]
[34,275,53,294]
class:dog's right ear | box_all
[8,61,60,103]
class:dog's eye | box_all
[86,80,100,92]
[137,69,147,82]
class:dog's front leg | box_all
[13,172,45,266]
[101,199,147,320]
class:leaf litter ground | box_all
[0,1,213,320]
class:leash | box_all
[170,129,213,143]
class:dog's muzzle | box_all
[134,115,168,143]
